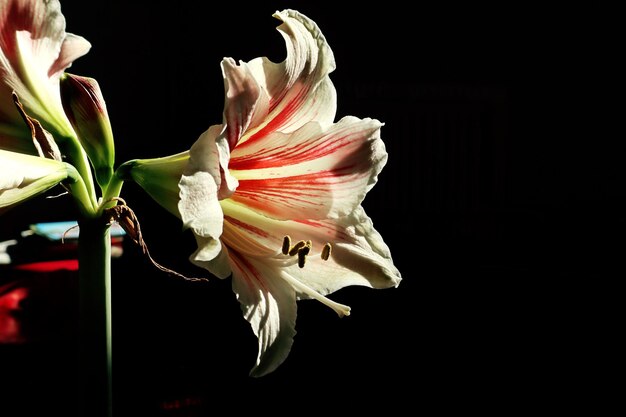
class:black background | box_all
[0,1,621,415]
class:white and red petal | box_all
[230,251,297,377]
[230,116,387,221]
[221,58,269,150]
[233,9,337,151]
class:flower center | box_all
[281,235,332,268]
[280,235,350,317]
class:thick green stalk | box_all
[65,140,99,209]
[100,172,125,213]
[78,217,113,417]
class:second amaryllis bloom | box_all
[0,0,91,154]
[123,9,402,377]
[0,0,103,216]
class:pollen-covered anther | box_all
[281,235,291,255]
[288,240,307,256]
[297,245,311,268]
[321,242,332,261]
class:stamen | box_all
[297,245,310,268]
[321,242,332,261]
[288,240,307,256]
[281,235,291,255]
[281,273,351,317]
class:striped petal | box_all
[229,9,337,151]
[0,0,90,148]
[230,250,297,377]
[221,58,269,149]
[229,116,388,221]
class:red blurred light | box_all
[13,259,79,272]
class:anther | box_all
[298,245,310,257]
[297,245,310,268]
[288,240,307,256]
[281,235,291,255]
[321,242,332,261]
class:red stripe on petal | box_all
[225,215,270,239]
[230,168,365,218]
[231,132,359,171]
[236,83,309,150]
[229,250,268,292]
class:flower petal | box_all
[179,170,223,239]
[231,9,337,150]
[188,234,231,279]
[221,58,269,149]
[49,33,91,79]
[0,148,74,213]
[229,116,388,221]
[185,124,239,201]
[179,124,239,246]
[230,251,297,377]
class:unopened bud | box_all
[60,73,115,188]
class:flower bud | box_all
[60,73,115,188]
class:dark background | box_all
[0,0,621,415]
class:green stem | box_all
[66,141,99,208]
[78,217,113,417]
[99,170,125,214]
[65,163,98,217]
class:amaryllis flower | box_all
[0,0,91,154]
[0,0,114,217]
[123,9,401,376]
